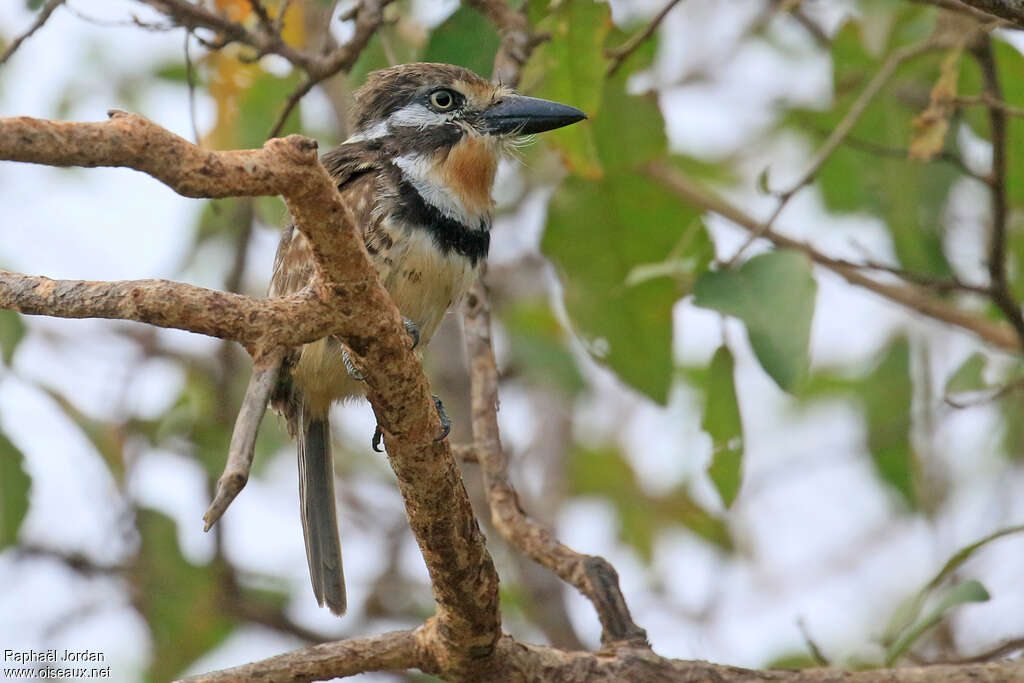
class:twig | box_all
[266,0,390,138]
[178,629,424,682]
[973,38,1024,346]
[798,617,830,666]
[646,161,1022,353]
[268,77,316,139]
[944,375,1024,408]
[0,0,65,66]
[918,0,1024,28]
[247,0,275,32]
[800,122,987,183]
[909,0,1014,26]
[942,637,1024,663]
[203,346,284,531]
[466,0,546,88]
[183,29,200,145]
[728,40,938,265]
[463,280,649,647]
[604,0,684,77]
[955,94,1024,118]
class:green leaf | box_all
[568,446,732,559]
[545,173,699,403]
[236,70,304,147]
[703,346,744,507]
[422,6,500,79]
[882,525,1023,647]
[0,432,30,550]
[861,338,917,507]
[693,251,817,393]
[945,352,988,394]
[885,580,990,665]
[787,20,957,276]
[542,54,698,403]
[501,302,584,397]
[134,509,234,681]
[523,0,611,178]
[0,309,26,365]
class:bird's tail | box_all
[297,405,347,615]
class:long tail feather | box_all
[297,406,346,615]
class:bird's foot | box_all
[370,396,450,453]
[342,347,365,382]
[403,317,420,349]
[433,395,451,442]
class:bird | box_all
[265,62,585,616]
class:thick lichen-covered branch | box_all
[0,111,500,675]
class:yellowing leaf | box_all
[909,48,960,162]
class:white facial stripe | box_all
[344,103,448,143]
[394,153,482,228]
[344,119,388,143]
[387,102,445,129]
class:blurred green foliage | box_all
[0,310,24,366]
[7,0,1024,676]
[703,346,743,508]
[133,510,234,682]
[0,432,29,550]
[694,251,817,393]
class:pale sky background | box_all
[2,0,1024,681]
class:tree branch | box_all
[0,112,501,674]
[0,0,65,66]
[465,0,546,88]
[973,38,1024,346]
[463,280,648,647]
[180,629,425,682]
[183,630,1024,682]
[915,0,1024,27]
[647,162,1022,353]
[729,39,938,265]
[604,0,684,76]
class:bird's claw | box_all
[433,395,451,442]
[403,317,420,349]
[371,396,450,452]
[342,347,365,382]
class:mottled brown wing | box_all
[269,144,382,298]
[268,144,383,423]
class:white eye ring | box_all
[429,89,457,111]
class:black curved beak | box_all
[480,95,587,135]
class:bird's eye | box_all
[429,89,458,111]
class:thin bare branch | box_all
[466,0,546,88]
[647,161,1022,353]
[916,0,1024,28]
[179,629,424,682]
[463,280,648,647]
[604,0,684,76]
[203,347,284,531]
[0,270,329,351]
[0,0,65,66]
[973,38,1024,346]
[728,39,938,265]
[955,94,1024,117]
[909,0,1014,25]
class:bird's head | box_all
[347,62,585,224]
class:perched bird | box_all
[266,63,585,616]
